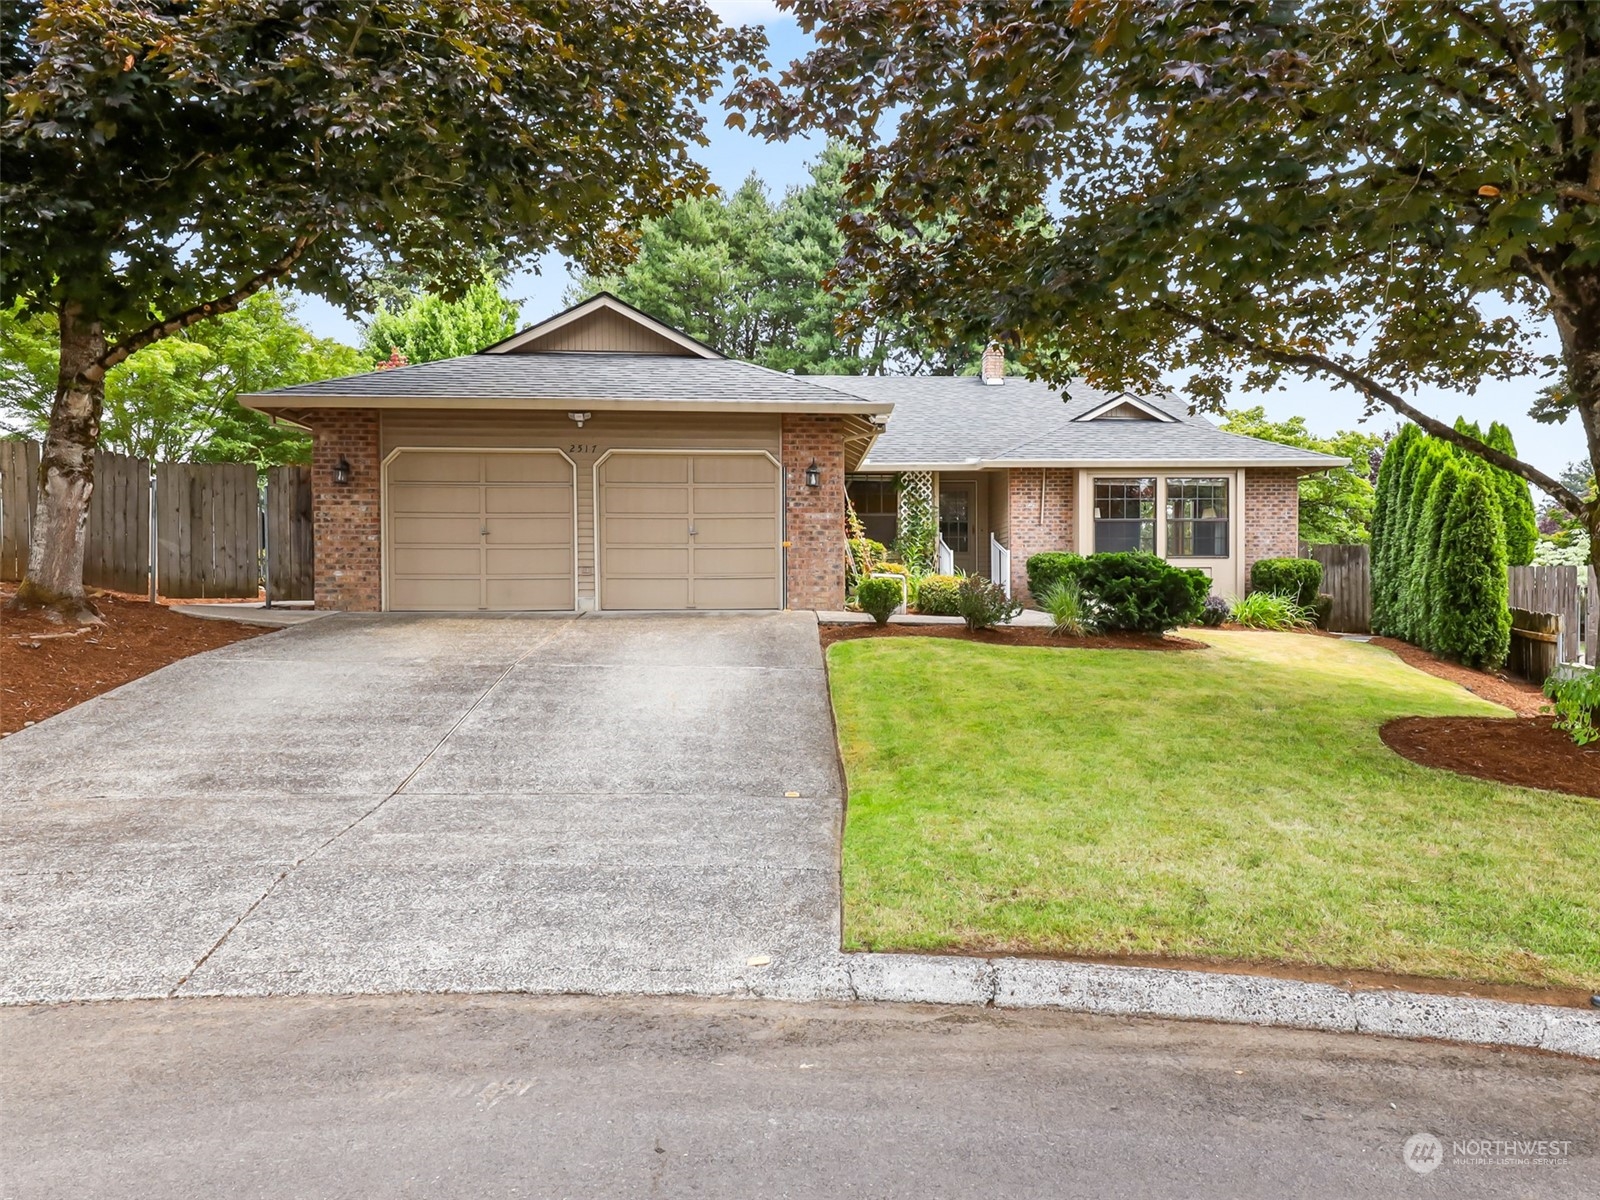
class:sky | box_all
[289,1,1584,484]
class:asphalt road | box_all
[4,996,1595,1199]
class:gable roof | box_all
[812,375,1345,471]
[481,292,722,358]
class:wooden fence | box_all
[1,440,312,601]
[1507,564,1584,667]
[1299,543,1371,633]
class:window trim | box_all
[1164,476,1231,559]
[1092,476,1157,555]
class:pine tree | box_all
[1409,459,1465,652]
[1429,471,1511,668]
[1393,439,1445,642]
[1369,423,1418,633]
[1486,422,1540,565]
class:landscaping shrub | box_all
[1025,552,1084,601]
[1311,593,1334,630]
[1075,552,1207,633]
[855,577,904,627]
[1370,423,1422,633]
[914,573,962,616]
[956,575,1022,631]
[1249,557,1323,608]
[1197,593,1230,627]
[1428,471,1511,668]
[1544,668,1600,747]
[1039,579,1094,636]
[1486,421,1539,566]
[1404,460,1465,644]
[847,536,887,584]
[1230,591,1315,631]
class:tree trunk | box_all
[9,306,107,622]
[1547,276,1600,567]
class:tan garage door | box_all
[598,452,781,610]
[386,450,575,611]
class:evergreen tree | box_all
[1430,471,1511,668]
[1408,460,1465,652]
[362,275,520,365]
[1369,422,1418,634]
[1485,422,1539,566]
[1391,438,1442,641]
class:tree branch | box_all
[1446,2,1552,123]
[90,234,320,379]
[1158,302,1590,518]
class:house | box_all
[243,294,1343,613]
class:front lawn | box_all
[828,631,1600,989]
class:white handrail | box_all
[991,533,1011,598]
[936,537,954,575]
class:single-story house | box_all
[243,294,1343,613]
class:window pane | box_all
[1164,477,1229,558]
[1094,478,1155,554]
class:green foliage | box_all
[1229,591,1315,632]
[1369,423,1420,633]
[1075,553,1207,634]
[956,575,1022,631]
[846,536,887,588]
[855,577,904,626]
[893,483,938,575]
[1484,423,1539,566]
[1221,408,1384,543]
[0,293,363,465]
[362,276,520,365]
[1249,557,1323,609]
[1428,472,1511,669]
[1405,460,1466,648]
[1544,670,1600,747]
[1197,593,1230,627]
[1039,579,1093,637]
[913,574,962,616]
[1310,594,1334,630]
[1025,552,1084,601]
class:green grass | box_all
[828,631,1600,989]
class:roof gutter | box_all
[239,394,894,417]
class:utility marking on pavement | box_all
[165,619,579,998]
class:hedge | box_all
[1025,552,1084,599]
[1249,557,1323,608]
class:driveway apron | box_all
[0,612,848,1003]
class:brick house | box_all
[244,294,1340,613]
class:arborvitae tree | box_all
[1429,471,1511,669]
[1370,423,1418,634]
[1485,422,1539,566]
[1408,460,1465,652]
[1393,440,1446,643]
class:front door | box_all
[938,482,977,575]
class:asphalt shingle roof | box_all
[812,375,1345,469]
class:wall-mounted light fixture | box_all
[568,411,592,428]
[333,456,352,485]
[804,459,821,488]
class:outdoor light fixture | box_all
[568,411,592,428]
[333,456,352,485]
[804,459,821,488]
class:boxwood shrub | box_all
[1076,552,1208,633]
[855,577,904,626]
[1250,557,1324,609]
[914,573,962,616]
[1025,552,1084,600]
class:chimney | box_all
[981,342,1005,385]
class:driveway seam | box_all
[166,620,578,997]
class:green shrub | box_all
[1075,552,1207,633]
[855,577,904,627]
[1250,557,1323,608]
[1039,579,1094,636]
[1197,593,1230,627]
[956,575,1022,631]
[1544,669,1600,747]
[1025,552,1084,601]
[847,537,887,584]
[1428,471,1510,668]
[914,573,962,616]
[1486,421,1539,566]
[1230,591,1315,631]
[1370,423,1422,634]
[1310,593,1334,630]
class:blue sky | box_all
[289,1,1580,479]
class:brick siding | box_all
[309,409,382,611]
[1005,468,1075,603]
[1243,468,1301,582]
[781,414,848,609]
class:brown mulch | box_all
[819,622,1205,651]
[1380,716,1600,799]
[1369,635,1548,716]
[1,584,269,736]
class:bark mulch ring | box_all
[1369,635,1547,716]
[819,622,1205,652]
[1381,716,1599,799]
[1,584,270,736]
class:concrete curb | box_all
[840,953,1600,1060]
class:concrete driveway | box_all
[1,612,847,1003]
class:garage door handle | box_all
[480,524,489,537]
[688,525,697,538]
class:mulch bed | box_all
[1,584,269,736]
[1369,635,1547,716]
[1380,716,1599,799]
[819,622,1204,651]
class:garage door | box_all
[598,452,781,610]
[386,451,575,611]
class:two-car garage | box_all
[383,445,782,612]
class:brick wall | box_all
[1243,468,1301,583]
[309,409,382,611]
[781,414,847,609]
[1005,468,1075,603]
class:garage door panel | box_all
[692,486,778,515]
[486,515,572,545]
[391,545,481,577]
[485,486,571,515]
[388,453,482,484]
[694,577,779,609]
[694,546,779,577]
[389,577,482,611]
[603,456,691,484]
[693,456,776,484]
[392,515,484,544]
[485,578,574,609]
[605,547,692,576]
[604,577,692,610]
[694,516,778,545]
[604,516,691,545]
[485,546,576,577]
[389,484,480,514]
[603,485,689,515]
[486,455,571,484]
